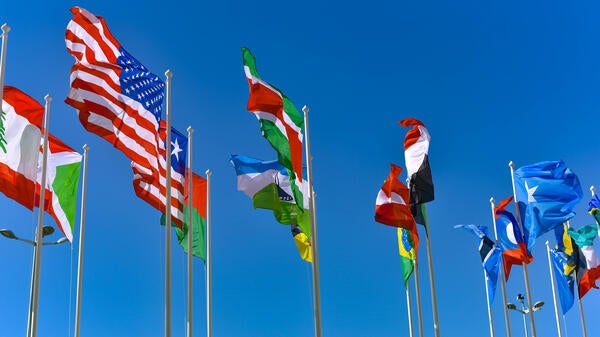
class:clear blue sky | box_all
[1,1,600,337]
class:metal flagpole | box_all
[74,145,90,337]
[205,170,213,337]
[29,94,52,337]
[489,197,512,337]
[483,271,495,337]
[545,241,563,337]
[421,204,441,337]
[508,161,537,337]
[0,24,10,101]
[186,127,193,337]
[567,220,589,337]
[405,282,415,337]
[413,259,424,337]
[164,70,173,337]
[590,186,599,238]
[302,105,322,337]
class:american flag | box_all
[65,7,185,224]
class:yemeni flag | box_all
[399,118,434,225]
[375,163,419,254]
[567,225,600,298]
[1,86,82,241]
[242,47,306,210]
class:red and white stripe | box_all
[65,6,162,174]
[398,118,430,178]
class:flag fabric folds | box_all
[241,47,306,210]
[1,86,82,241]
[567,225,600,298]
[514,160,583,249]
[230,154,311,262]
[455,224,502,304]
[398,118,434,225]
[550,247,576,314]
[398,227,416,286]
[375,163,419,254]
[587,194,600,225]
[494,196,533,280]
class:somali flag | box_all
[514,161,583,250]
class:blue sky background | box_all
[1,1,600,336]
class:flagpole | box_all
[164,70,173,337]
[483,271,495,337]
[489,197,512,337]
[405,282,415,337]
[0,24,10,101]
[413,259,424,337]
[29,94,52,337]
[590,186,599,237]
[302,105,322,337]
[74,144,90,337]
[544,241,563,337]
[205,169,213,337]
[508,161,537,337]
[186,127,193,337]
[421,204,441,337]
[568,221,589,337]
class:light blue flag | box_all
[455,225,503,304]
[514,161,583,249]
[550,248,576,314]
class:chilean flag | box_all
[375,163,419,254]
[495,196,533,280]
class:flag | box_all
[0,86,44,209]
[455,224,502,303]
[134,124,186,226]
[398,118,434,225]
[567,225,600,298]
[514,160,583,249]
[0,86,82,241]
[550,248,576,314]
[375,163,419,253]
[241,47,306,210]
[398,227,416,286]
[38,135,82,241]
[587,194,600,225]
[494,196,533,280]
[230,154,311,262]
[161,170,207,261]
[65,7,165,174]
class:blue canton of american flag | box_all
[170,127,188,175]
[117,47,165,121]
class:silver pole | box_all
[421,204,441,337]
[302,105,322,337]
[74,145,90,337]
[0,24,10,103]
[413,259,424,337]
[489,197,512,337]
[164,70,173,337]
[545,241,563,337]
[508,161,537,337]
[30,94,52,337]
[577,290,588,337]
[522,311,529,337]
[186,127,193,337]
[405,281,414,337]
[484,271,495,337]
[205,170,212,337]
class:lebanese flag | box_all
[375,163,419,253]
[0,86,44,210]
[494,196,533,281]
[399,118,434,212]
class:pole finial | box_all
[165,69,173,78]
[545,240,550,246]
[302,105,309,114]
[82,144,89,151]
[591,185,596,196]
[1,24,10,35]
[206,169,212,177]
[489,197,495,204]
[44,94,52,103]
[508,161,514,169]
[187,126,193,134]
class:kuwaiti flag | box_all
[514,160,583,249]
[494,196,533,281]
[375,163,419,253]
[398,118,434,225]
[1,86,82,241]
[567,225,600,298]
[455,224,503,304]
